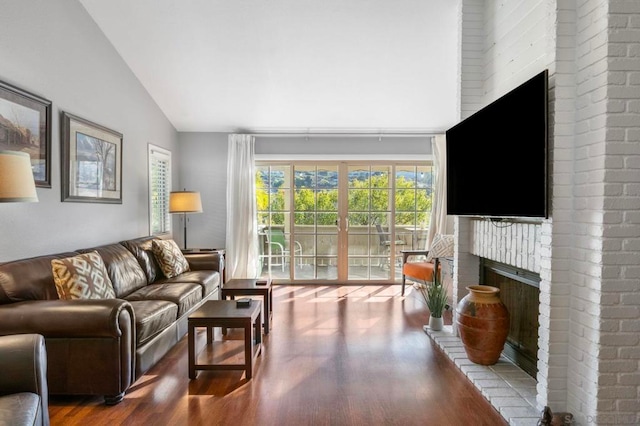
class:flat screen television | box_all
[446,69,549,218]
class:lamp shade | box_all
[169,190,202,213]
[0,150,38,202]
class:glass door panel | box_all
[394,165,433,250]
[256,161,433,283]
[292,165,339,281]
[257,165,295,279]
[346,165,397,281]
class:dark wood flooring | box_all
[49,285,507,426]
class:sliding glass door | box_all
[256,162,432,283]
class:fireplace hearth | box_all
[480,259,540,378]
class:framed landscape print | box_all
[0,80,52,187]
[61,111,122,203]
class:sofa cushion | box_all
[125,283,202,317]
[155,270,220,298]
[120,236,162,284]
[0,393,42,426]
[77,243,148,298]
[403,261,436,283]
[127,300,178,346]
[51,251,116,300]
[151,239,190,278]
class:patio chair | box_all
[401,234,454,296]
[375,223,407,269]
[264,228,302,271]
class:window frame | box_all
[148,144,172,236]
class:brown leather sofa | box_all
[0,333,49,426]
[0,236,222,405]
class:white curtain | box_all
[225,134,259,279]
[426,134,448,249]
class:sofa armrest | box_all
[0,333,49,426]
[0,333,47,395]
[0,299,134,338]
[184,252,223,276]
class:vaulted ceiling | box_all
[79,0,459,133]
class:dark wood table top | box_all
[223,278,271,290]
[189,300,261,321]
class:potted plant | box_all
[414,268,449,331]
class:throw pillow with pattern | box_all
[51,251,116,300]
[151,239,190,278]
[426,234,455,262]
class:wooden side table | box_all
[188,300,262,380]
[221,278,272,334]
[182,248,226,282]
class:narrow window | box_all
[148,145,172,235]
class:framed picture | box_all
[61,111,122,203]
[0,80,52,187]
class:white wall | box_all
[588,1,640,423]
[255,136,432,159]
[176,132,228,250]
[0,0,178,261]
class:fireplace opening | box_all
[480,259,540,378]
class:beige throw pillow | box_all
[51,251,116,300]
[151,239,190,278]
[426,234,455,262]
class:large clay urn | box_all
[456,285,509,365]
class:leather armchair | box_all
[0,333,49,426]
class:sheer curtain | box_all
[225,134,259,279]
[426,134,448,248]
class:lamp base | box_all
[183,212,188,250]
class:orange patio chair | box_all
[400,234,454,296]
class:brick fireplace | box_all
[440,217,549,423]
[480,258,541,378]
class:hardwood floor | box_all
[49,285,507,426]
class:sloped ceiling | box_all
[79,0,459,133]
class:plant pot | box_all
[428,315,444,331]
[456,285,509,365]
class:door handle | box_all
[345,217,349,232]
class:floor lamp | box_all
[169,190,202,250]
[0,151,39,203]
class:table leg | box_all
[244,320,252,379]
[188,323,196,379]
[269,287,273,326]
[207,325,213,343]
[263,290,270,334]
[255,309,262,344]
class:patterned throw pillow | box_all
[51,251,116,300]
[151,239,190,278]
[426,234,455,262]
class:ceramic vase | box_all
[456,285,509,365]
[428,315,444,331]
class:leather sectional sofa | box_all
[0,236,222,405]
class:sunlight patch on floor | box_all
[303,328,337,336]
[153,375,180,403]
[363,296,392,303]
[123,374,160,400]
[306,297,337,303]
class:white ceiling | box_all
[79,0,459,133]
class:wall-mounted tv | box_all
[446,69,548,218]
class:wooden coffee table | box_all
[221,278,273,333]
[188,300,262,380]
